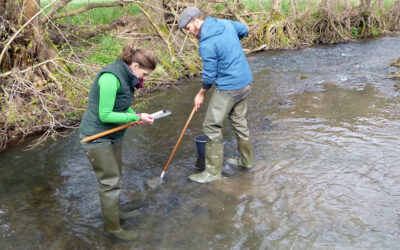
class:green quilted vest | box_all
[79,59,138,141]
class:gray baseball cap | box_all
[178,7,201,29]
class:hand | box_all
[194,92,204,111]
[132,121,144,126]
[139,113,154,124]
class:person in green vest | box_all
[79,44,157,241]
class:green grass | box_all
[42,0,140,25]
[40,0,400,26]
[240,0,271,12]
[240,0,398,15]
[85,36,125,65]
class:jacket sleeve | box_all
[231,20,248,40]
[98,73,140,123]
[199,44,218,90]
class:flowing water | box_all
[1,36,400,249]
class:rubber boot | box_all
[189,139,223,183]
[85,146,137,241]
[227,137,254,169]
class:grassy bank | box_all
[50,0,400,67]
[1,0,400,150]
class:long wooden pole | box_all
[81,121,139,143]
[160,106,197,179]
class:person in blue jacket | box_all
[178,7,254,183]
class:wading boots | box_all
[189,138,223,183]
[85,145,138,241]
[227,136,254,169]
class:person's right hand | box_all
[139,113,154,124]
[194,92,204,111]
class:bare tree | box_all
[361,0,375,11]
[320,0,332,9]
[0,0,59,73]
[338,0,352,9]
[290,0,298,16]
[271,0,282,12]
[376,0,384,11]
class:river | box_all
[1,36,399,249]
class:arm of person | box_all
[196,45,218,111]
[98,73,140,123]
[199,45,218,91]
[231,20,248,40]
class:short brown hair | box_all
[121,44,157,70]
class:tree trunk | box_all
[361,0,375,11]
[338,0,351,9]
[375,0,384,11]
[0,0,6,16]
[271,0,282,12]
[0,0,56,72]
[320,0,331,9]
[290,0,298,16]
[305,0,312,12]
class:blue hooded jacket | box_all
[199,16,253,91]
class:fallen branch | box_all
[244,44,267,54]
[51,0,126,20]
[124,0,172,14]
[330,21,349,42]
[210,0,248,25]
[0,58,58,78]
[42,0,73,22]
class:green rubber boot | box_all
[189,139,223,183]
[85,146,137,241]
[104,226,138,241]
[227,137,254,169]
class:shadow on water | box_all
[1,36,400,249]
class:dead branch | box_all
[51,0,126,20]
[244,44,267,55]
[125,0,172,14]
[179,32,189,55]
[41,0,73,23]
[210,0,248,25]
[0,58,59,78]
[134,2,175,58]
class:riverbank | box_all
[1,0,400,150]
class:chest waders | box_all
[79,60,139,241]
[83,140,137,240]
[189,84,254,183]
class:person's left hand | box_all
[140,113,154,124]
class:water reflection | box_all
[1,36,400,249]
